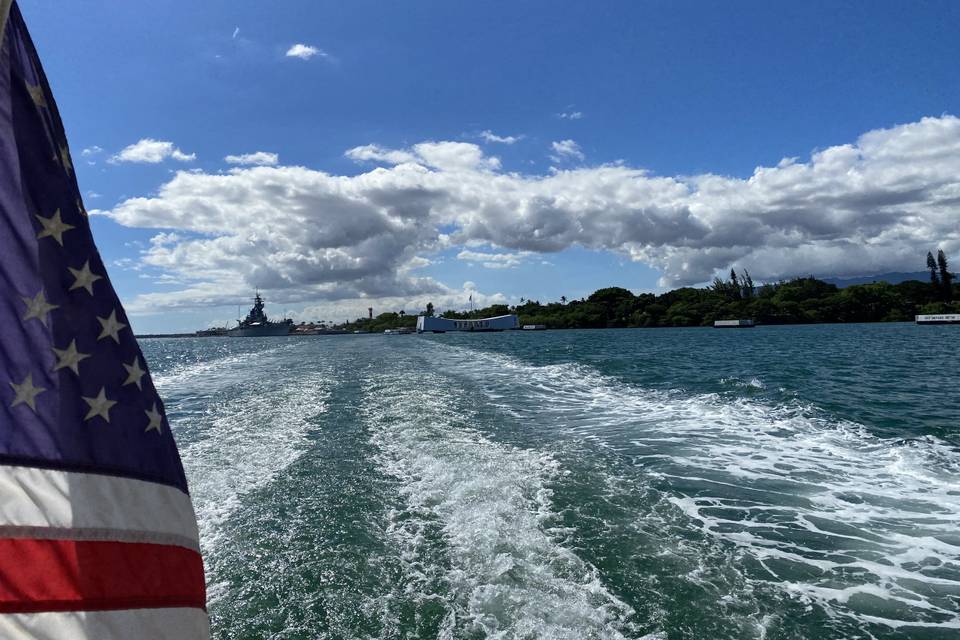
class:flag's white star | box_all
[97,310,127,343]
[52,339,90,375]
[82,387,116,423]
[60,145,73,174]
[68,260,103,296]
[25,81,46,108]
[122,357,146,390]
[9,373,46,412]
[21,290,58,326]
[35,209,74,246]
[144,402,163,434]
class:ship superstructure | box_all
[228,293,293,337]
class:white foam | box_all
[161,349,332,606]
[720,377,766,389]
[151,341,299,391]
[362,368,643,639]
[425,342,960,632]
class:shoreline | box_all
[135,319,954,340]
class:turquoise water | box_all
[142,324,960,639]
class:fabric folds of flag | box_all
[0,3,207,638]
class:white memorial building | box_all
[416,314,519,333]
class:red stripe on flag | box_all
[0,538,205,613]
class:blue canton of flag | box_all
[0,3,207,637]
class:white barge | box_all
[915,314,960,325]
[714,319,755,328]
[416,314,519,333]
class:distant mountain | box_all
[821,272,929,288]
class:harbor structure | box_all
[292,322,322,335]
[714,319,756,328]
[416,314,519,333]
[523,324,547,330]
[228,293,293,337]
[195,327,228,337]
[916,314,960,325]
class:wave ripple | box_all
[430,343,960,635]
[362,369,641,639]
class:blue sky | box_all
[21,1,960,332]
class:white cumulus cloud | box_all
[285,44,326,60]
[347,141,500,171]
[457,249,530,269]
[224,151,279,166]
[105,116,960,314]
[110,139,196,164]
[480,130,522,145]
[550,139,584,162]
[345,144,418,165]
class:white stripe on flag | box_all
[0,465,199,551]
[0,607,210,640]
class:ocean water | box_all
[141,323,960,640]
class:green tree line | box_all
[342,250,957,330]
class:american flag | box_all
[0,3,207,637]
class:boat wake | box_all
[361,368,642,639]
[428,342,960,636]
[150,343,333,606]
[150,340,300,392]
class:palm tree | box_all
[937,249,953,301]
[928,251,941,288]
[560,296,567,305]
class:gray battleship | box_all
[228,293,293,337]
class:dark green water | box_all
[142,323,960,639]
